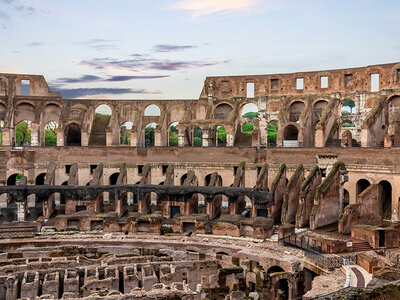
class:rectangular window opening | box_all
[296,78,304,90]
[76,205,86,212]
[162,165,168,175]
[65,165,71,174]
[138,165,144,175]
[21,79,30,96]
[320,76,328,89]
[246,82,254,98]
[371,73,380,92]
[90,165,97,174]
[271,79,279,91]
[344,74,353,88]
[320,168,327,177]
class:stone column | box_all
[225,126,234,147]
[202,128,210,147]
[130,130,137,146]
[27,194,36,208]
[30,123,39,146]
[56,131,63,146]
[2,128,11,146]
[154,127,162,146]
[259,119,267,148]
[106,129,112,146]
[81,131,89,146]
[0,193,7,208]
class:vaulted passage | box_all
[64,123,81,146]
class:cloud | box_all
[152,44,197,52]
[53,74,170,84]
[80,57,229,72]
[76,39,119,51]
[170,0,260,18]
[0,0,38,28]
[51,87,161,98]
[27,42,46,47]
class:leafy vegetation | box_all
[145,127,154,147]
[217,126,226,145]
[16,121,31,146]
[342,122,355,127]
[120,125,130,145]
[193,125,202,147]
[342,99,355,114]
[169,126,178,146]
[267,122,278,144]
[44,121,58,146]
[242,111,258,119]
[242,123,253,135]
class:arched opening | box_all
[145,123,156,147]
[289,101,305,122]
[217,126,226,147]
[313,100,328,124]
[95,104,112,116]
[44,121,58,146]
[180,173,188,186]
[241,103,258,135]
[267,265,285,274]
[35,173,46,185]
[15,120,31,146]
[109,173,119,185]
[267,120,278,146]
[283,125,299,147]
[7,173,22,186]
[120,121,133,145]
[214,103,233,119]
[64,123,81,146]
[342,99,356,115]
[193,125,202,147]
[356,179,370,196]
[144,104,160,116]
[169,122,179,146]
[275,279,289,300]
[379,180,392,220]
[204,173,223,186]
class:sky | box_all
[0,0,399,99]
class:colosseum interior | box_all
[1,62,400,299]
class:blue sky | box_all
[0,0,399,99]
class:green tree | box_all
[267,122,278,145]
[242,112,258,119]
[16,121,31,146]
[169,126,178,146]
[242,123,253,135]
[217,126,227,145]
[44,121,58,146]
[343,99,355,114]
[193,125,202,146]
[145,127,154,147]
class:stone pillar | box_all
[178,132,185,147]
[17,201,27,222]
[81,131,89,146]
[27,194,36,208]
[130,130,137,146]
[106,129,112,146]
[154,127,162,146]
[54,193,61,205]
[115,196,127,216]
[2,128,11,146]
[0,193,7,208]
[202,129,210,147]
[259,119,267,148]
[30,123,39,146]
[226,134,234,147]
[56,131,64,146]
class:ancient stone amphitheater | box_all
[1,62,400,299]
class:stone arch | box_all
[204,173,223,186]
[313,100,328,124]
[288,101,305,122]
[109,173,119,185]
[95,104,112,116]
[379,180,392,220]
[14,102,36,124]
[356,179,370,196]
[283,124,299,147]
[274,278,290,300]
[214,103,233,119]
[35,173,46,185]
[64,123,81,146]
[240,102,258,118]
[7,173,20,186]
[267,265,285,274]
[144,104,160,116]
